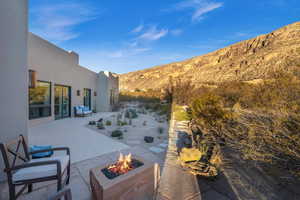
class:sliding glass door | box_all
[55,85,71,119]
[83,88,91,110]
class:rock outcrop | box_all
[120,21,300,91]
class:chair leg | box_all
[28,184,33,193]
[57,178,62,192]
[66,162,71,185]
[9,185,16,200]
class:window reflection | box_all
[29,81,51,119]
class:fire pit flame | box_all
[107,153,133,174]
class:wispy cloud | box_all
[131,23,144,33]
[106,47,151,58]
[103,24,168,59]
[138,26,169,41]
[169,0,223,22]
[30,3,97,42]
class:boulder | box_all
[144,136,154,143]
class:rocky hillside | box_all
[120,21,300,91]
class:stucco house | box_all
[28,33,119,126]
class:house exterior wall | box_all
[28,33,98,126]
[96,71,119,112]
[28,33,119,126]
[0,0,28,181]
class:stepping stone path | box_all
[149,146,165,153]
[158,143,168,148]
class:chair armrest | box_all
[7,160,62,176]
[30,147,70,156]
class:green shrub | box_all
[111,130,123,137]
[97,122,105,129]
[105,120,112,126]
[125,109,138,119]
[158,127,164,134]
[174,105,191,121]
[117,120,127,126]
[190,94,231,127]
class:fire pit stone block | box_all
[90,154,160,200]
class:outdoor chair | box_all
[48,188,72,200]
[74,106,92,117]
[0,135,71,200]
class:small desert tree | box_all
[190,93,231,130]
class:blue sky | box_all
[29,0,300,74]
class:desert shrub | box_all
[163,78,196,105]
[97,122,105,129]
[125,109,138,118]
[117,120,127,126]
[215,81,251,107]
[111,130,123,137]
[119,90,161,103]
[190,93,232,127]
[158,127,164,134]
[105,120,112,126]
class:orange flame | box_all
[107,153,132,174]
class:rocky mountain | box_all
[119,21,300,91]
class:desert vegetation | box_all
[119,69,300,180]
[167,71,300,180]
[119,89,161,103]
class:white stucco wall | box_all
[0,0,28,181]
[28,33,99,126]
[96,71,119,112]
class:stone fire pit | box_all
[90,154,160,200]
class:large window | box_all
[29,81,51,119]
[83,88,91,109]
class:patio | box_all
[28,113,128,163]
[0,109,168,200]
[0,146,164,200]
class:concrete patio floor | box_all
[0,146,164,200]
[0,110,168,200]
[29,113,129,163]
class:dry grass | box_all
[173,105,191,121]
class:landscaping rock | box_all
[144,136,154,143]
[89,121,96,125]
[177,131,192,153]
[111,130,123,137]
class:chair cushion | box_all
[75,106,83,114]
[30,145,53,159]
[13,155,70,182]
[83,110,92,114]
[83,106,91,112]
